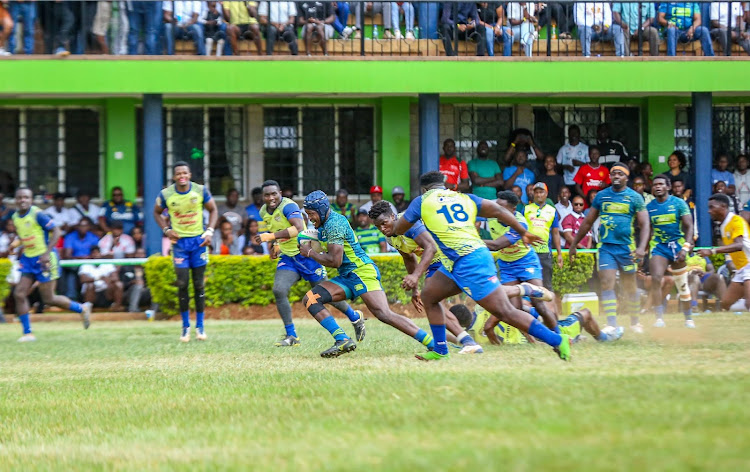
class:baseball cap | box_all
[391,186,405,195]
[369,185,383,194]
[533,182,548,191]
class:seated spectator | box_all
[439,139,470,192]
[687,255,726,312]
[574,146,610,198]
[0,3,12,56]
[712,154,736,195]
[468,140,503,200]
[332,188,357,224]
[353,1,392,39]
[353,210,387,255]
[212,218,243,255]
[575,1,625,57]
[201,1,227,56]
[555,186,573,220]
[120,247,156,313]
[441,1,486,56]
[163,0,205,55]
[127,0,160,55]
[714,181,740,213]
[8,0,36,55]
[245,187,267,232]
[299,1,335,56]
[561,195,593,249]
[511,185,525,213]
[38,0,73,55]
[734,155,750,207]
[612,1,659,56]
[225,0,262,55]
[92,0,128,54]
[71,189,102,231]
[503,150,536,204]
[504,128,545,171]
[359,186,396,215]
[391,1,415,39]
[330,1,353,39]
[538,2,573,39]
[239,218,269,255]
[43,193,75,233]
[217,188,246,235]
[62,217,101,301]
[537,155,565,204]
[506,2,539,57]
[634,161,654,192]
[478,1,509,56]
[633,176,654,205]
[258,1,298,55]
[131,226,145,252]
[556,124,589,192]
[391,186,410,213]
[666,151,692,199]
[658,2,714,56]
[710,1,749,55]
[79,247,124,311]
[98,221,136,259]
[100,186,141,234]
[596,123,628,167]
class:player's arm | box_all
[477,197,541,246]
[201,198,218,248]
[483,314,503,345]
[552,226,563,267]
[394,197,421,235]
[569,207,598,260]
[635,209,650,259]
[398,249,423,312]
[401,231,438,292]
[681,213,694,250]
[152,194,178,242]
[259,216,303,244]
[484,235,513,251]
[698,235,746,257]
[305,242,344,268]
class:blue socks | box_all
[320,316,348,341]
[527,319,562,347]
[529,306,559,332]
[69,301,83,314]
[430,324,448,355]
[654,304,664,319]
[602,289,617,327]
[196,312,204,329]
[343,306,360,322]
[414,329,435,349]
[19,313,31,334]
[181,311,190,328]
[285,323,297,338]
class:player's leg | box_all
[13,276,36,341]
[442,303,481,353]
[418,270,463,358]
[317,281,365,342]
[648,254,670,327]
[360,289,438,349]
[720,281,745,311]
[670,260,694,326]
[175,267,191,342]
[599,268,619,328]
[302,281,356,357]
[524,277,558,332]
[620,271,641,330]
[703,273,726,308]
[576,308,623,341]
[191,265,207,340]
[272,265,303,344]
[36,252,91,330]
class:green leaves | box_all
[551,253,596,295]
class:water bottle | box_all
[373,25,379,39]
[414,26,419,39]
[552,25,557,39]
[145,310,155,321]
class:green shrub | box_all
[0,258,11,302]
[552,253,596,295]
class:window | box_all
[675,105,748,163]
[0,110,19,195]
[263,106,375,196]
[454,105,513,163]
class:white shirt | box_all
[710,2,744,28]
[199,2,224,25]
[79,263,117,292]
[555,201,574,221]
[556,141,590,185]
[43,206,76,229]
[163,1,202,27]
[98,233,136,259]
[71,202,102,225]
[507,2,536,21]
[735,170,750,207]
[575,2,612,28]
[258,2,297,23]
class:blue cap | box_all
[303,190,330,224]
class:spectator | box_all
[391,1,415,39]
[331,1,353,39]
[511,185,525,213]
[359,186,397,215]
[69,1,97,55]
[98,221,136,259]
[298,1,335,56]
[477,1,509,56]
[163,1,205,55]
[538,2,572,39]
[612,1,659,56]
[441,1,486,56]
[468,140,503,200]
[38,0,73,55]
[391,186,410,213]
[537,155,565,204]
[217,188,246,235]
[127,0,160,54]
[131,226,145,252]
[575,1,625,57]
[331,188,357,224]
[561,195,593,249]
[225,0,263,55]
[78,246,124,311]
[584,188,601,243]
[239,218,268,255]
[503,150,536,204]
[281,187,295,199]
[734,155,750,206]
[245,187,267,232]
[353,209,387,255]
[62,217,101,301]
[0,192,12,221]
[8,1,36,55]
[710,2,749,55]
[353,2,392,39]
[120,248,154,313]
[712,154,736,195]
[0,218,16,258]
[634,161,654,192]
[574,146,610,198]
[658,2,714,56]
[92,0,129,54]
[43,193,75,233]
[506,2,539,57]
[524,182,563,290]
[212,218,243,255]
[596,123,629,167]
[555,186,574,220]
[503,128,545,170]
[100,186,141,234]
[714,181,740,213]
[70,189,101,228]
[633,175,654,205]
[258,1,298,55]
[201,1,227,56]
[556,124,589,192]
[666,151,692,199]
[439,139,470,192]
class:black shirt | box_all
[597,139,628,167]
[298,2,332,21]
[537,173,566,203]
[477,2,500,24]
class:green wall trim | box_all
[645,96,680,174]
[104,98,138,200]
[379,97,411,199]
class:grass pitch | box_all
[0,313,749,471]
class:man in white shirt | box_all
[734,155,750,207]
[43,193,75,233]
[258,1,299,55]
[575,2,625,57]
[79,246,124,310]
[98,221,136,259]
[506,2,538,57]
[710,1,750,55]
[163,1,205,55]
[70,190,101,229]
[556,125,589,190]
[555,186,574,221]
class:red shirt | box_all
[561,212,592,248]
[574,164,610,197]
[439,156,468,190]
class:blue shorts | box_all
[439,247,501,301]
[425,261,442,279]
[172,236,208,269]
[497,251,543,284]
[19,250,60,283]
[277,253,326,283]
[598,243,636,273]
[330,263,383,300]
[651,241,683,264]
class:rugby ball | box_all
[297,228,323,253]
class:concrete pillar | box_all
[143,94,164,256]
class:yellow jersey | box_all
[719,212,750,270]
[487,211,531,263]
[158,182,211,238]
[261,198,303,257]
[386,215,442,266]
[13,206,55,257]
[524,202,558,254]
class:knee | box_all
[175,277,188,291]
[369,306,392,323]
[272,285,287,298]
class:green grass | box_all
[1,313,749,471]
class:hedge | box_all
[0,258,11,302]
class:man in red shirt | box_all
[573,146,610,198]
[438,139,470,192]
[560,195,593,249]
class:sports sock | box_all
[456,331,477,345]
[19,313,31,334]
[320,316,348,341]
[430,324,448,355]
[343,305,360,322]
[654,304,664,319]
[628,299,641,326]
[596,331,609,341]
[527,319,562,347]
[690,300,698,309]
[528,307,540,319]
[69,301,83,314]
[414,329,434,349]
[196,311,204,329]
[683,306,693,321]
[602,289,617,327]
[285,323,297,338]
[181,311,190,329]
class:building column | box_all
[418,94,440,179]
[692,92,713,248]
[644,96,679,174]
[380,97,411,200]
[143,94,164,256]
[104,98,137,199]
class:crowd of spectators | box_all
[0,1,746,57]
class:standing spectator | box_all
[477,1,509,56]
[201,1,226,56]
[596,123,629,167]
[612,1,659,56]
[92,0,129,54]
[70,190,101,228]
[441,1,486,56]
[43,193,75,233]
[212,218,243,255]
[331,188,357,224]
[359,186,396,215]
[238,218,268,255]
[245,187,267,232]
[163,1,205,55]
[734,155,750,207]
[555,186,574,220]
[511,185,525,213]
[556,125,589,192]
[217,188,246,235]
[100,186,141,234]
[633,176,654,205]
[506,2,538,57]
[78,246,124,311]
[98,221,136,259]
[439,139,470,192]
[561,195,593,249]
[658,2,714,57]
[503,150,537,204]
[353,210,387,255]
[127,0,160,54]
[671,178,699,242]
[468,140,503,200]
[503,128,545,170]
[38,0,74,55]
[225,0,262,55]
[391,1,415,39]
[666,151,692,199]
[298,1,335,56]
[8,1,36,55]
[524,183,564,290]
[537,155,565,204]
[391,186,410,213]
[62,217,100,301]
[538,2,572,39]
[710,1,749,55]
[258,1,298,55]
[574,146,610,198]
[130,226,145,252]
[69,1,98,55]
[575,1,625,57]
[712,154,736,195]
[634,161,654,192]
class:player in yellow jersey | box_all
[255,180,364,347]
[153,161,218,342]
[698,193,750,311]
[394,171,572,361]
[11,188,91,342]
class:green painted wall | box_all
[379,97,411,199]
[645,96,681,174]
[104,98,138,199]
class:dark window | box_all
[25,110,59,195]
[263,107,299,193]
[171,108,205,183]
[302,107,336,194]
[455,105,513,163]
[0,110,19,195]
[339,107,375,195]
[65,109,100,197]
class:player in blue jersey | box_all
[394,171,572,361]
[647,174,695,328]
[300,190,445,358]
[570,162,650,333]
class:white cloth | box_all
[163,1,202,27]
[732,264,750,283]
[734,170,750,207]
[71,202,102,225]
[79,263,117,292]
[710,2,744,28]
[555,201,574,221]
[575,2,613,28]
[98,233,136,259]
[43,206,76,229]
[258,2,297,23]
[199,2,224,25]
[556,141,590,185]
[507,2,537,20]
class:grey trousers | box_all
[354,2,391,30]
[622,25,660,56]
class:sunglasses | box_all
[573,203,584,206]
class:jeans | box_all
[507,22,535,56]
[416,2,439,39]
[265,24,298,55]
[127,1,159,54]
[666,25,714,56]
[164,22,205,55]
[9,1,37,54]
[538,2,570,34]
[391,2,414,33]
[485,26,511,56]
[333,1,350,34]
[442,24,486,56]
[39,1,74,52]
[580,24,624,57]
[62,268,80,301]
[70,1,98,55]
[710,28,750,55]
